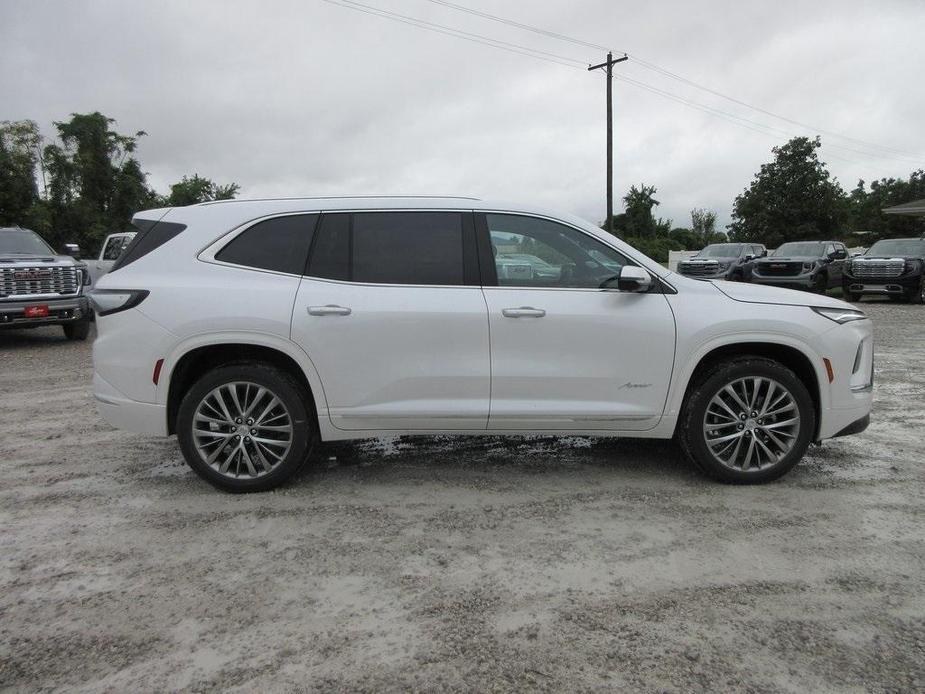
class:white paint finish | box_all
[291,277,490,430]
[92,197,874,449]
[483,287,676,431]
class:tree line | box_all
[3,112,923,261]
[604,136,925,260]
[0,112,239,254]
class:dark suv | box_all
[843,238,925,303]
[751,241,848,293]
[677,243,767,281]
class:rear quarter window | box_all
[111,220,187,272]
[216,214,319,275]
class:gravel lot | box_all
[1,301,923,693]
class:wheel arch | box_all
[159,333,329,436]
[672,338,824,439]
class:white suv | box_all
[91,197,874,492]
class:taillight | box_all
[89,289,149,316]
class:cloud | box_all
[2,0,923,229]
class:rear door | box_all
[290,210,490,431]
[479,213,676,431]
[91,233,133,285]
[829,243,846,286]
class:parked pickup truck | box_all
[842,237,925,303]
[88,231,136,286]
[677,242,767,281]
[751,241,848,293]
[0,226,92,340]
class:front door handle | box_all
[307,305,352,316]
[502,307,546,318]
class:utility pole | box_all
[588,52,628,236]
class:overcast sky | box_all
[3,0,924,229]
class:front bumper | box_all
[0,296,89,329]
[751,272,816,290]
[843,273,921,295]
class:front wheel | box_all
[811,273,827,294]
[909,278,925,305]
[63,319,91,341]
[177,363,318,492]
[678,357,815,484]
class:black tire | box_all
[811,273,827,294]
[63,319,91,341]
[677,357,815,484]
[176,363,318,493]
[842,284,861,302]
[909,279,925,305]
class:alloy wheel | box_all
[192,381,293,479]
[702,376,800,472]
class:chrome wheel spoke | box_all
[192,381,293,479]
[702,376,800,472]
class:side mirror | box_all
[833,250,847,260]
[63,243,81,259]
[744,253,755,261]
[602,265,651,293]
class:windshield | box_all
[0,228,55,255]
[697,244,743,258]
[772,242,825,257]
[866,239,925,257]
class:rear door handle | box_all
[502,307,546,318]
[307,305,352,316]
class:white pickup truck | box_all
[88,232,136,287]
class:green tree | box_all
[164,173,240,206]
[728,136,849,248]
[847,170,925,242]
[42,112,157,250]
[0,120,44,229]
[623,184,660,237]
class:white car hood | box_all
[712,280,851,309]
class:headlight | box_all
[811,307,867,324]
[717,262,729,270]
[80,267,91,286]
[89,289,149,316]
[803,262,814,271]
[905,259,920,273]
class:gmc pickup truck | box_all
[842,238,925,303]
[0,226,92,340]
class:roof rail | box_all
[197,195,481,206]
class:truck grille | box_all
[679,261,719,276]
[0,266,81,299]
[754,261,803,277]
[850,259,904,279]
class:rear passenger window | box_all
[353,212,464,285]
[307,213,350,281]
[216,214,318,275]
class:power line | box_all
[319,0,586,68]
[421,0,924,161]
[322,0,922,166]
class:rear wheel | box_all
[177,363,317,492]
[678,357,815,484]
[63,319,91,341]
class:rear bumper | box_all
[0,296,89,328]
[93,372,168,436]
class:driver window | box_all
[486,213,632,289]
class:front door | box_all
[290,211,490,431]
[479,213,676,431]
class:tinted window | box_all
[307,213,350,281]
[216,214,317,274]
[486,214,632,288]
[352,212,465,285]
[102,235,132,260]
[112,221,187,272]
[0,228,54,255]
